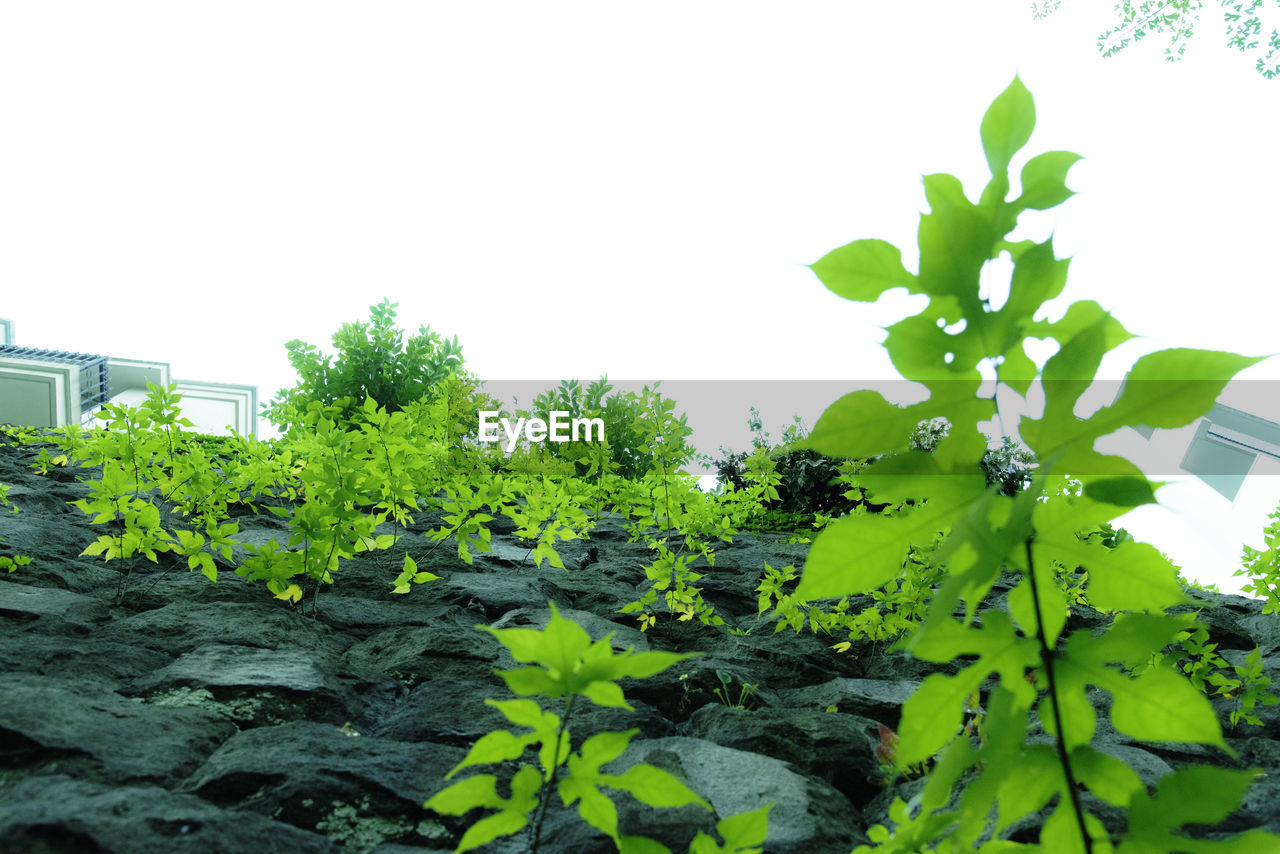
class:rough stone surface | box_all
[1,438,1279,852]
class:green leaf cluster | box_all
[264,297,466,433]
[424,601,772,853]
[1236,505,1280,614]
[1034,0,1280,79]
[803,77,1276,851]
[0,478,32,573]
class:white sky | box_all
[2,2,1278,593]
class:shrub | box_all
[516,377,697,482]
[264,298,465,433]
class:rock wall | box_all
[1,439,1278,852]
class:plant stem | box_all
[1025,537,1092,853]
[529,694,575,853]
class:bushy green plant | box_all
[423,601,772,853]
[264,297,465,432]
[713,408,857,529]
[516,378,697,483]
[1236,505,1280,614]
[796,77,1277,851]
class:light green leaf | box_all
[619,649,700,680]
[1103,665,1226,748]
[609,763,712,810]
[994,745,1060,833]
[1102,349,1266,433]
[897,672,975,768]
[1086,541,1188,613]
[795,513,913,600]
[448,730,529,777]
[1016,150,1081,210]
[1070,745,1144,808]
[494,666,559,697]
[980,77,1036,177]
[487,698,555,730]
[456,808,529,853]
[810,239,916,302]
[802,390,921,459]
[424,774,502,815]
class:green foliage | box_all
[1236,505,1280,614]
[711,670,759,710]
[713,408,857,529]
[264,297,465,432]
[1033,0,1280,78]
[803,77,1275,851]
[423,601,772,853]
[1143,621,1280,730]
[0,480,32,573]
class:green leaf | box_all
[690,804,773,854]
[1084,477,1159,508]
[1085,541,1188,613]
[1016,150,1081,210]
[578,679,631,710]
[424,774,503,815]
[1103,349,1266,432]
[795,513,913,600]
[980,77,1036,177]
[456,807,529,853]
[802,390,920,458]
[916,174,991,306]
[810,239,916,302]
[448,730,530,777]
[897,672,975,768]
[618,649,698,680]
[1070,746,1144,808]
[609,763,712,810]
[493,666,560,697]
[1103,665,1226,748]
[994,745,1060,832]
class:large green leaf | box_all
[802,390,922,458]
[1102,349,1267,432]
[1100,665,1226,748]
[916,173,992,307]
[1085,540,1188,613]
[810,239,916,302]
[795,512,913,600]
